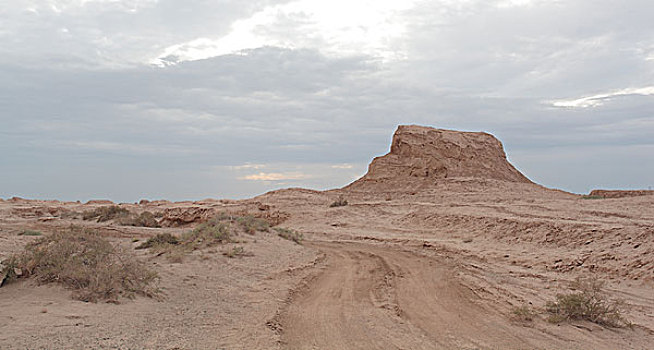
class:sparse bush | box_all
[184,218,231,244]
[0,256,21,287]
[581,195,604,200]
[136,233,179,250]
[511,305,537,323]
[18,230,42,236]
[237,215,270,234]
[3,227,159,302]
[223,246,252,258]
[137,214,273,261]
[117,211,160,228]
[82,205,131,222]
[329,196,348,208]
[275,227,303,244]
[545,277,629,327]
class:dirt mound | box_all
[345,125,531,191]
[589,189,654,199]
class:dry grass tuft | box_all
[18,229,43,236]
[82,205,131,222]
[136,233,179,250]
[236,215,270,234]
[2,227,159,302]
[223,246,253,258]
[545,277,630,327]
[183,218,231,245]
[511,305,537,323]
[117,211,161,228]
[136,214,275,262]
[275,227,303,244]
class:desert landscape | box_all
[1,125,653,350]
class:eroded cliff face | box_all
[346,125,532,190]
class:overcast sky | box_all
[1,0,653,202]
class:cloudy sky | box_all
[1,0,653,202]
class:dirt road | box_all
[281,241,528,349]
[280,241,651,350]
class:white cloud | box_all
[229,164,267,171]
[550,86,654,108]
[239,172,311,181]
[331,164,353,169]
[152,0,419,65]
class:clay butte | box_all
[345,125,532,191]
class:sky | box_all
[1,0,653,202]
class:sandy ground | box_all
[1,178,653,349]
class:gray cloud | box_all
[1,0,653,201]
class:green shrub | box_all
[18,230,43,236]
[3,227,159,302]
[545,277,629,327]
[275,227,303,244]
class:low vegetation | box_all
[136,213,274,261]
[82,205,130,222]
[117,211,161,228]
[1,227,159,302]
[236,215,270,234]
[329,195,348,208]
[223,246,252,258]
[136,232,179,250]
[184,218,231,245]
[510,305,537,323]
[546,277,630,327]
[82,206,160,227]
[275,227,303,244]
[581,195,604,200]
[17,229,42,236]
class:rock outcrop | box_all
[588,190,654,199]
[345,125,531,191]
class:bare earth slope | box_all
[1,125,653,349]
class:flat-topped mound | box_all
[345,125,531,191]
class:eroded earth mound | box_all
[345,125,532,191]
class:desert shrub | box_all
[3,227,158,302]
[511,305,537,323]
[0,256,21,287]
[82,205,131,222]
[138,214,272,261]
[545,277,629,327]
[275,227,303,244]
[329,196,348,208]
[117,211,160,228]
[137,218,232,262]
[182,218,231,245]
[223,246,252,258]
[237,215,270,234]
[18,229,42,236]
[136,233,179,250]
[581,195,604,200]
